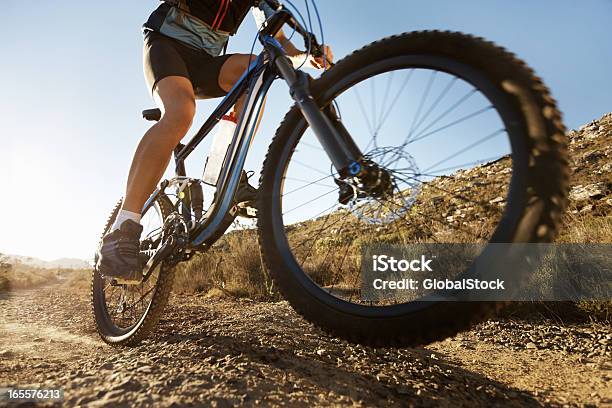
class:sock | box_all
[111,209,142,232]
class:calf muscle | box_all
[122,76,195,213]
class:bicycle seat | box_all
[142,108,162,122]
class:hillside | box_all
[2,254,90,270]
[173,113,612,299]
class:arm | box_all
[274,29,303,57]
[276,28,333,69]
[252,2,333,69]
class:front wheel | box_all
[257,31,569,347]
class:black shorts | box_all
[143,30,233,98]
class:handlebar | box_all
[260,0,334,67]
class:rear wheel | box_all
[91,196,175,346]
[257,31,569,347]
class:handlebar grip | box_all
[308,37,334,67]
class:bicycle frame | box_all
[142,5,365,253]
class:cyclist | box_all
[97,0,333,284]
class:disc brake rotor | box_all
[345,148,422,225]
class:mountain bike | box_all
[92,0,569,346]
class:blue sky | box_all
[0,0,610,261]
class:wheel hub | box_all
[338,150,422,225]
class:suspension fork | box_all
[267,39,365,177]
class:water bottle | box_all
[203,112,237,186]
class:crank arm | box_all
[141,237,176,282]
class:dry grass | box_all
[0,263,59,292]
[0,256,90,293]
[0,260,11,292]
[167,204,610,311]
[558,213,612,243]
[61,269,92,291]
[172,229,277,300]
[557,214,612,321]
[168,114,611,320]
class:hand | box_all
[311,45,334,69]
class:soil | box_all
[1,283,610,407]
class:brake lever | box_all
[306,33,334,68]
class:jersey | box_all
[143,0,276,56]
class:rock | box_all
[112,378,141,392]
[569,183,607,202]
[102,390,124,400]
[87,390,125,408]
[376,373,389,381]
[526,342,538,350]
[0,349,12,357]
[489,196,504,204]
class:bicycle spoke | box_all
[411,88,478,140]
[407,105,495,145]
[126,285,156,310]
[292,159,330,176]
[371,75,377,132]
[412,77,458,138]
[391,171,499,213]
[296,140,324,152]
[424,154,508,175]
[307,210,354,280]
[422,128,505,172]
[329,227,359,300]
[377,71,395,127]
[406,71,436,144]
[296,207,351,268]
[365,69,415,152]
[283,174,337,197]
[291,205,350,254]
[378,188,492,241]
[283,187,339,215]
[353,87,374,137]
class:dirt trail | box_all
[0,283,610,407]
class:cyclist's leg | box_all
[122,77,195,213]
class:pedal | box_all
[112,272,144,286]
[113,278,143,286]
[236,202,257,219]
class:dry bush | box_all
[0,263,59,291]
[173,229,277,300]
[0,253,91,293]
[62,269,92,291]
[0,260,11,292]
